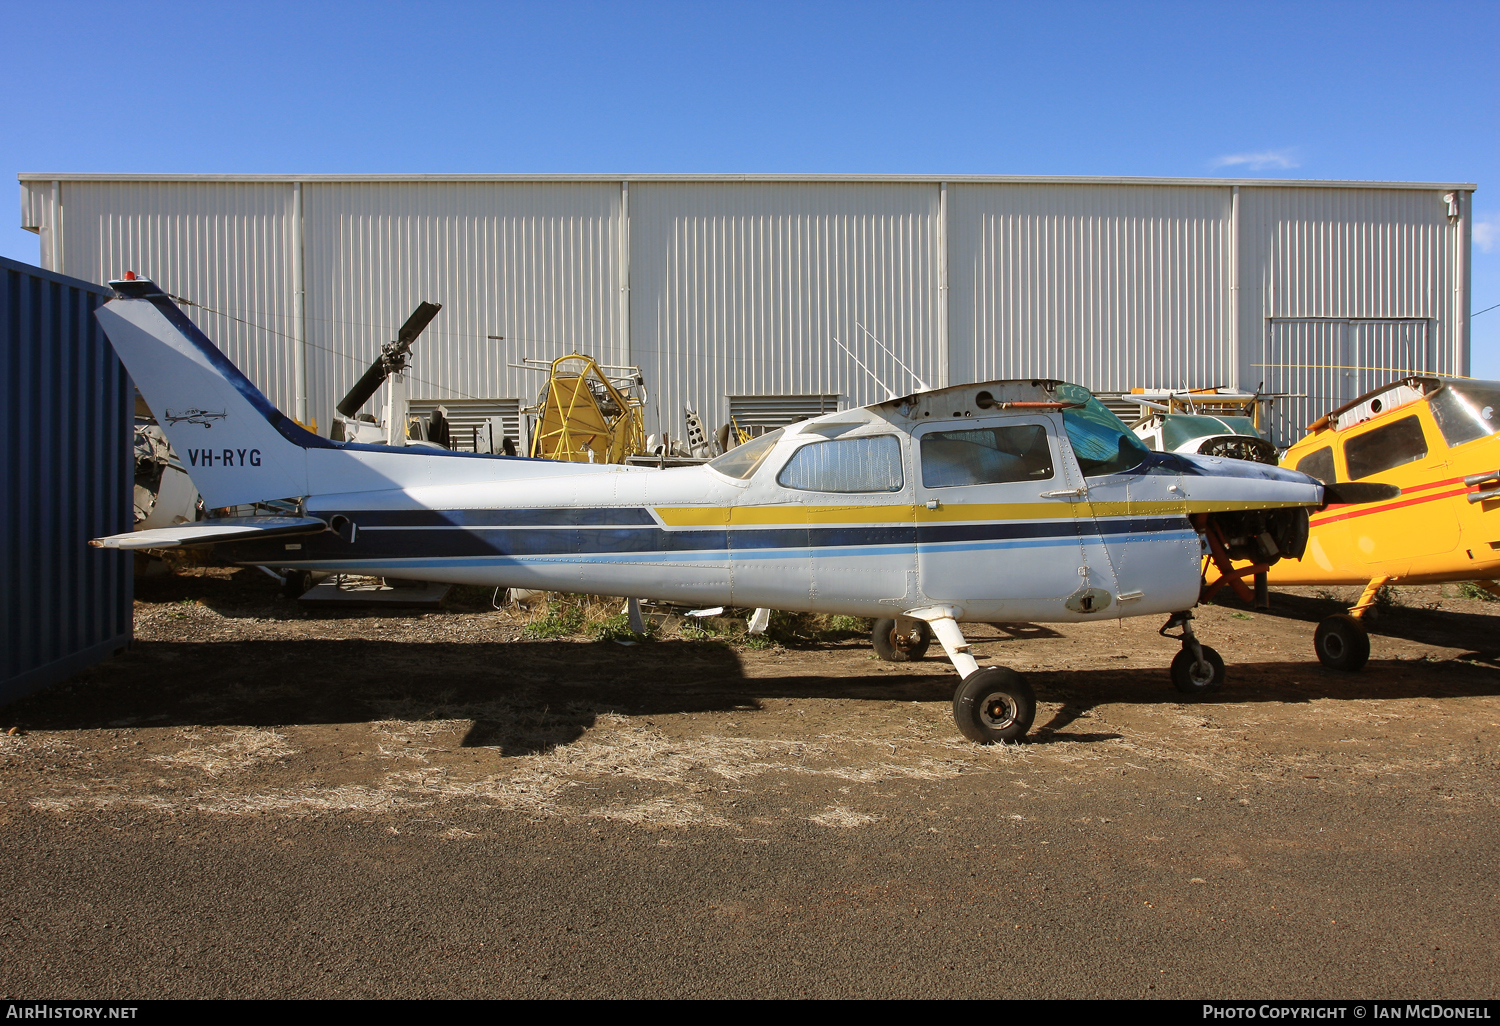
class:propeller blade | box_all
[1322,482,1401,506]
[335,301,443,417]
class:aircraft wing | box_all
[90,516,328,550]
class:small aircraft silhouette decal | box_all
[163,408,227,428]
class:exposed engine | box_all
[1203,507,1309,566]
[1195,434,1278,464]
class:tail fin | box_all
[95,278,324,508]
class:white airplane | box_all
[90,275,1366,744]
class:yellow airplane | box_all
[1206,375,1500,670]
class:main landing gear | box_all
[870,617,932,661]
[1313,576,1385,671]
[891,606,1038,745]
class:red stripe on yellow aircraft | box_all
[1310,475,1477,527]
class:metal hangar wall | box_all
[19,173,1475,447]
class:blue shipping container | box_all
[2,255,132,706]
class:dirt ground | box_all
[2,566,1498,998]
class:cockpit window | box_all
[1055,383,1149,477]
[1295,446,1337,484]
[1343,415,1427,480]
[708,428,784,480]
[921,425,1054,488]
[1429,381,1500,448]
[776,435,904,493]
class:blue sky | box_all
[5,0,1497,370]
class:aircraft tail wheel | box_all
[872,618,932,662]
[1314,614,1370,671]
[1169,645,1226,694]
[952,667,1036,744]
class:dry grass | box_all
[144,727,295,777]
[809,805,880,828]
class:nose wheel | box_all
[1160,611,1226,694]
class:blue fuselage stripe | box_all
[223,509,1193,563]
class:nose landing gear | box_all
[1159,610,1226,694]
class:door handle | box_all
[1040,486,1088,499]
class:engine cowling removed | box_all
[1203,507,1309,566]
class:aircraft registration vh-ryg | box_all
[91,275,1377,744]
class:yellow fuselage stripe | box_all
[652,499,1305,528]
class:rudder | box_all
[95,278,316,508]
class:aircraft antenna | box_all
[855,323,930,392]
[833,336,896,400]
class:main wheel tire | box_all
[1170,644,1226,694]
[280,569,312,599]
[871,618,932,662]
[1314,614,1370,671]
[952,667,1036,744]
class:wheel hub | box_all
[891,627,922,652]
[979,692,1018,730]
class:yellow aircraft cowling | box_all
[1264,376,1500,588]
[1187,375,1500,671]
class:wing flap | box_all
[91,516,328,550]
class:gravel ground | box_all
[1,566,1497,998]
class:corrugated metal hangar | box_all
[19,173,1476,447]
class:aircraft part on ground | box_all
[527,354,646,464]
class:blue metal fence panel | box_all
[1,255,131,706]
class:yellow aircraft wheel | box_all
[1170,645,1225,695]
[871,618,932,662]
[952,667,1036,744]
[1314,614,1370,672]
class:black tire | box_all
[1170,644,1226,694]
[280,569,312,599]
[1314,614,1370,671]
[871,618,932,662]
[952,667,1036,744]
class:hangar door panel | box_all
[1266,319,1433,447]
[1266,319,1344,448]
[1348,320,1433,400]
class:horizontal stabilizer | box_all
[91,516,328,550]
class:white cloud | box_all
[1209,149,1299,171]
[1474,217,1496,254]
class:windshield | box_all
[1429,381,1500,448]
[707,428,784,480]
[1055,383,1149,476]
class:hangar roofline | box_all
[14,172,1478,191]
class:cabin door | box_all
[914,416,1115,622]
